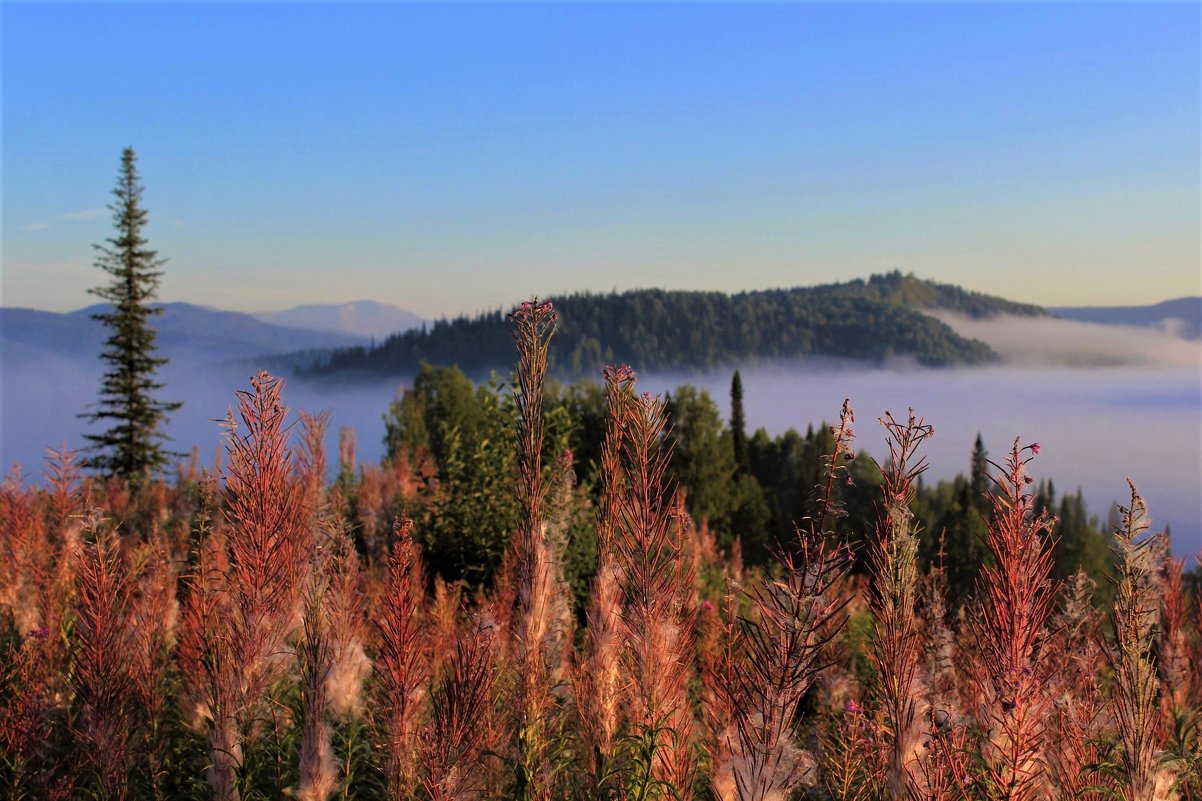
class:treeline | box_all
[306,272,1046,377]
[366,361,1113,608]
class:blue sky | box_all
[3,2,1199,317]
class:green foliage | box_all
[863,269,1046,318]
[725,472,772,562]
[665,385,774,560]
[970,433,990,514]
[332,716,381,800]
[381,368,1120,612]
[666,387,735,531]
[838,452,885,571]
[842,607,878,689]
[1051,487,1113,593]
[544,379,609,484]
[384,361,487,466]
[610,721,684,801]
[747,426,810,546]
[381,365,604,592]
[423,377,518,587]
[730,370,748,472]
[79,147,181,484]
[914,474,991,606]
[554,483,601,619]
[308,272,1047,378]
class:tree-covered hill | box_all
[305,272,1046,378]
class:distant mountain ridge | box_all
[1050,298,1201,340]
[0,303,367,368]
[253,300,425,341]
[304,272,1048,378]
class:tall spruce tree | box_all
[969,432,990,514]
[730,369,749,472]
[79,147,181,483]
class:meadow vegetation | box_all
[2,300,1200,801]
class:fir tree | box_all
[79,147,181,483]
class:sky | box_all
[3,2,1199,318]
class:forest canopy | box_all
[306,272,1046,378]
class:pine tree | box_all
[79,147,181,484]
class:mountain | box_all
[304,272,1047,378]
[1,303,368,368]
[253,301,425,341]
[1050,298,1201,340]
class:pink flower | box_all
[1030,442,1041,455]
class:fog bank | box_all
[639,360,1201,557]
[4,354,1199,557]
[932,311,1202,368]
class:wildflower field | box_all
[2,301,1199,801]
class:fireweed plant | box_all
[968,439,1061,801]
[1107,483,1180,801]
[864,410,934,801]
[0,300,1199,801]
[718,400,856,801]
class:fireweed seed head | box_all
[603,363,636,383]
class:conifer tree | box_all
[730,369,749,472]
[79,147,181,483]
[970,432,990,513]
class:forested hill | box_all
[305,272,1046,377]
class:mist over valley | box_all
[4,295,1198,555]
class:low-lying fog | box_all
[642,361,1201,558]
[3,315,1199,556]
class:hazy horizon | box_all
[3,281,1198,323]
